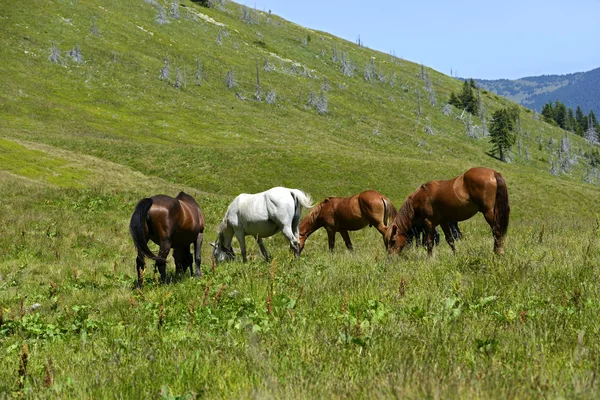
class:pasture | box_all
[1,154,599,398]
[1,0,600,398]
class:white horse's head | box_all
[210,232,235,264]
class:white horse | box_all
[211,187,313,263]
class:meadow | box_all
[1,0,600,398]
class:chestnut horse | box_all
[129,192,205,287]
[386,167,509,256]
[299,190,397,253]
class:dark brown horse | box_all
[406,221,462,248]
[386,167,509,256]
[129,192,205,287]
[299,190,397,253]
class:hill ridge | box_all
[475,67,600,115]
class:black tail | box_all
[129,198,164,262]
[494,172,510,237]
[291,192,301,235]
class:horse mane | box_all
[216,219,227,235]
[395,195,415,234]
[302,198,330,227]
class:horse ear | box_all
[209,242,216,248]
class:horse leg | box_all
[450,221,462,240]
[136,251,146,288]
[424,222,435,257]
[440,222,456,253]
[157,241,171,283]
[173,247,190,275]
[235,231,248,263]
[325,228,336,252]
[282,225,301,259]
[340,230,353,251]
[193,232,203,278]
[483,210,504,255]
[373,222,388,248]
[173,250,182,274]
[256,237,271,262]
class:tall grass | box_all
[1,0,600,397]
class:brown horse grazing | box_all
[385,167,509,256]
[129,192,205,287]
[299,190,397,253]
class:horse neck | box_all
[218,225,234,248]
[301,201,327,235]
[397,195,418,234]
[300,213,322,237]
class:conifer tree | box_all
[457,80,478,115]
[576,106,586,135]
[567,108,576,132]
[553,100,567,129]
[541,102,555,124]
[589,110,599,129]
[489,108,516,162]
[448,92,461,108]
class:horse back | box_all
[419,176,476,223]
[176,192,204,233]
[357,190,387,214]
[148,194,203,239]
[462,168,498,204]
[146,195,181,241]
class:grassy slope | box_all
[1,0,600,398]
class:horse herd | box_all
[129,167,510,287]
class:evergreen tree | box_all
[554,100,567,129]
[589,110,599,128]
[489,108,516,162]
[457,80,478,115]
[576,106,586,135]
[567,108,576,132]
[541,102,555,124]
[448,92,461,108]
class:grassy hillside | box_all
[1,0,600,398]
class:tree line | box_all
[541,100,599,137]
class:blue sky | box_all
[251,0,600,80]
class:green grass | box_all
[1,0,600,398]
[0,139,89,187]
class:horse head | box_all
[386,224,408,255]
[210,233,235,264]
[386,195,415,255]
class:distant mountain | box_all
[475,67,600,115]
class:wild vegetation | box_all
[1,0,600,398]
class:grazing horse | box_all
[129,192,205,287]
[211,187,313,263]
[386,167,509,256]
[298,190,397,253]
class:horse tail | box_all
[291,189,313,209]
[290,189,313,234]
[129,198,164,262]
[382,197,398,226]
[493,172,510,237]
